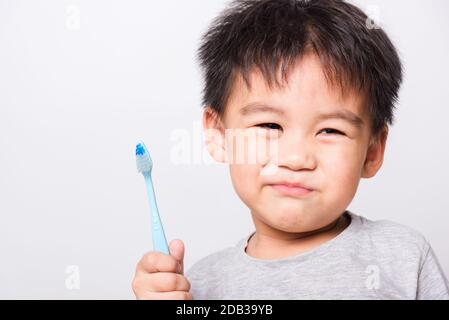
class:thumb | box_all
[169,239,185,274]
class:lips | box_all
[268,181,314,197]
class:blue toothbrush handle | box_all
[143,173,169,255]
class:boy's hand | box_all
[132,239,192,300]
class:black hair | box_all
[197,0,403,137]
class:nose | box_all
[273,129,316,171]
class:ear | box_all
[203,107,227,163]
[362,126,389,178]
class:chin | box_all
[264,209,314,233]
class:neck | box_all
[245,213,350,260]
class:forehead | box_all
[224,53,368,124]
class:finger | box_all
[169,239,185,274]
[137,252,179,274]
[134,272,191,292]
[137,290,193,300]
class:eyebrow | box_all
[316,110,364,129]
[239,103,364,128]
[240,103,285,116]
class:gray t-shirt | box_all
[185,211,449,299]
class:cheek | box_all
[321,145,363,196]
[229,164,260,205]
[225,129,273,166]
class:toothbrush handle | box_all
[143,173,169,255]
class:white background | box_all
[0,0,448,299]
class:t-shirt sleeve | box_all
[185,264,206,300]
[417,245,449,300]
[184,250,228,300]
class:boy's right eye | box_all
[256,123,282,130]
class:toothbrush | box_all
[135,141,169,255]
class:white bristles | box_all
[136,153,152,173]
[136,142,153,173]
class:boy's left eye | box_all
[319,128,344,135]
[253,124,345,136]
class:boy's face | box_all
[203,53,387,236]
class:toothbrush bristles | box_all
[135,142,153,173]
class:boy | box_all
[132,0,449,299]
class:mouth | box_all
[268,183,314,197]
